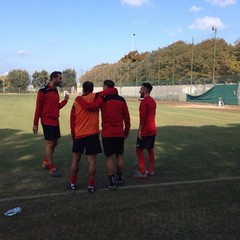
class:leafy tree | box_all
[232,39,240,61]
[32,70,49,88]
[79,37,240,85]
[120,50,147,63]
[62,69,77,88]
[7,69,30,91]
[0,75,8,88]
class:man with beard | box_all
[133,83,157,179]
[33,71,69,177]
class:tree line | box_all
[0,69,77,93]
[1,37,240,92]
[81,38,240,86]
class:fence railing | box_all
[77,84,215,102]
[4,84,236,103]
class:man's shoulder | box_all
[144,96,155,102]
[83,92,97,100]
[141,96,156,105]
[39,85,56,94]
[103,94,126,103]
[75,95,82,101]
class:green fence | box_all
[186,84,239,105]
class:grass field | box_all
[1,93,240,240]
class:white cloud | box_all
[189,5,204,12]
[205,0,237,7]
[190,16,224,30]
[120,0,151,7]
[0,72,8,77]
[16,49,31,56]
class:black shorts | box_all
[136,135,156,149]
[102,137,124,156]
[42,125,61,141]
[72,134,102,155]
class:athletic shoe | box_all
[116,178,126,185]
[88,186,95,193]
[50,169,62,177]
[67,182,77,190]
[108,183,117,190]
[108,175,117,190]
[146,171,155,176]
[133,171,147,179]
[42,161,49,170]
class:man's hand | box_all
[138,130,142,140]
[33,125,38,134]
[64,92,69,101]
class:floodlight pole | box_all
[190,36,194,85]
[172,49,175,85]
[190,36,194,94]
[132,33,135,52]
[212,26,217,84]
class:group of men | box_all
[33,71,157,193]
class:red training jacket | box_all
[139,96,157,136]
[33,84,67,126]
[75,88,131,138]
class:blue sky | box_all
[0,0,239,77]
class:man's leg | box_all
[68,152,81,189]
[116,154,125,184]
[148,148,155,173]
[87,155,96,193]
[136,147,146,174]
[88,155,96,187]
[116,154,123,173]
[106,155,114,175]
[133,147,147,179]
[45,139,58,171]
[106,155,116,189]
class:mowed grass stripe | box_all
[1,176,240,203]
[158,109,240,123]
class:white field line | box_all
[1,176,240,203]
[159,109,239,123]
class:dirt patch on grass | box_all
[156,100,240,113]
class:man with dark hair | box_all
[76,79,131,190]
[101,80,130,189]
[67,81,102,193]
[33,71,69,177]
[133,82,157,178]
[103,79,115,88]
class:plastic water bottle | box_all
[4,207,22,217]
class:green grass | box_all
[1,93,240,240]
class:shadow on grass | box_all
[1,126,240,240]
[0,124,240,196]
[126,124,240,181]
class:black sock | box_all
[116,171,122,180]
[109,175,116,185]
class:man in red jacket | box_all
[101,80,130,189]
[76,80,131,189]
[32,71,69,177]
[133,83,157,179]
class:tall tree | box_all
[0,75,8,88]
[32,70,49,88]
[62,69,77,88]
[7,69,30,91]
